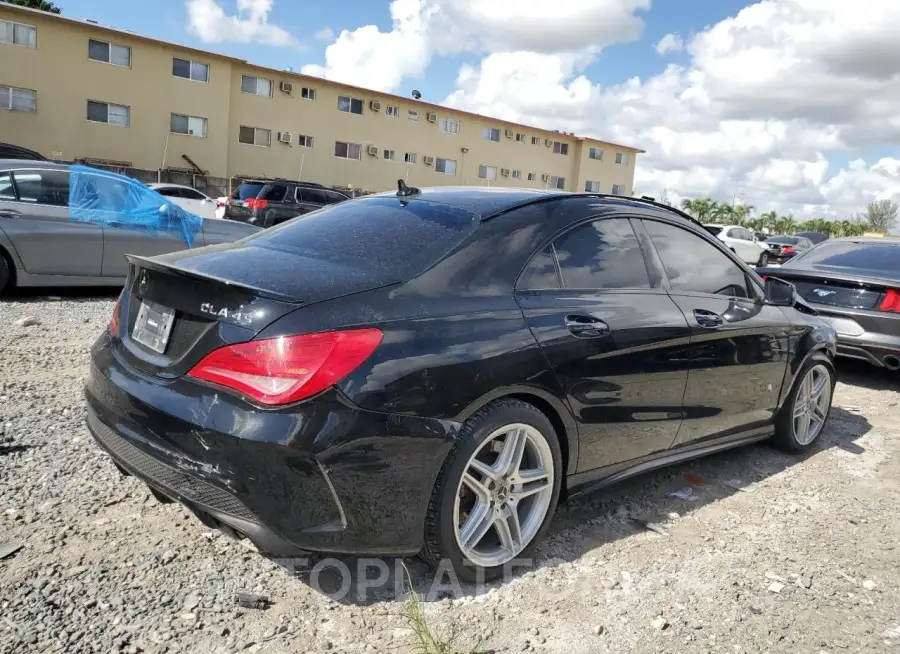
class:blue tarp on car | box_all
[68,164,204,246]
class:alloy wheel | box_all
[792,364,832,445]
[453,423,554,568]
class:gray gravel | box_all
[2,293,900,653]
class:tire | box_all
[758,252,770,267]
[773,355,835,452]
[421,398,563,583]
[0,249,11,296]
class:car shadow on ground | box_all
[270,402,872,606]
[835,358,900,392]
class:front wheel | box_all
[773,356,835,451]
[421,399,562,582]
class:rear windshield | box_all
[767,236,799,245]
[703,225,722,236]
[249,196,479,277]
[232,183,264,200]
[789,240,900,275]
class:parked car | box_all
[703,223,771,266]
[761,235,815,265]
[223,179,350,228]
[758,236,900,370]
[0,161,260,294]
[85,186,837,581]
[796,231,828,245]
[148,183,222,221]
[0,142,47,161]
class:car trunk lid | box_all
[766,269,891,310]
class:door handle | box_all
[693,309,724,328]
[565,314,610,338]
[0,209,22,218]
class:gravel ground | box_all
[2,292,900,654]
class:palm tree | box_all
[731,203,754,226]
[680,198,719,223]
[758,210,778,233]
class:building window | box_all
[477,165,497,181]
[585,181,601,193]
[241,75,273,97]
[483,127,500,142]
[550,175,565,190]
[1,85,36,113]
[298,134,313,148]
[435,158,456,175]
[527,173,536,181]
[408,110,419,121]
[386,104,399,117]
[172,57,209,82]
[301,87,316,100]
[404,152,417,164]
[512,170,521,179]
[170,113,207,137]
[439,118,459,134]
[238,125,271,147]
[334,141,361,160]
[615,152,630,165]
[87,100,129,127]
[515,133,526,143]
[384,149,396,161]
[88,39,131,67]
[531,136,540,145]
[552,142,569,155]
[337,96,364,115]
[612,184,626,195]
[589,147,603,161]
[0,20,37,48]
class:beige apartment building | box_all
[0,4,642,195]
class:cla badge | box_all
[200,303,254,325]
[813,289,835,297]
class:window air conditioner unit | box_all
[426,112,437,123]
[280,81,293,94]
[423,156,435,166]
[369,100,381,112]
[544,138,553,147]
[504,129,513,139]
[277,132,292,144]
[366,145,379,156]
[500,168,510,176]
[541,173,550,182]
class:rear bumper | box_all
[84,334,458,555]
[810,305,900,368]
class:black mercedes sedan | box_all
[759,237,900,370]
[763,235,815,265]
[85,185,837,581]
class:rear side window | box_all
[519,248,560,290]
[155,187,182,198]
[0,172,15,200]
[249,196,478,278]
[325,190,348,204]
[260,184,287,202]
[232,183,264,200]
[552,218,650,289]
[644,220,750,298]
[299,188,326,205]
[789,240,900,276]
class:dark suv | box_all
[223,179,350,228]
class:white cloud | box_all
[655,33,683,55]
[186,0,297,47]
[314,27,334,42]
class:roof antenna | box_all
[397,179,420,197]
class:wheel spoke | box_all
[811,372,828,400]
[496,428,527,477]
[461,471,490,501]
[795,410,810,443]
[469,458,500,482]
[811,404,827,424]
[793,401,807,419]
[494,505,523,555]
[459,501,494,552]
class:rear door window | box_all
[232,183,264,200]
[325,190,348,204]
[154,187,183,198]
[518,247,561,290]
[12,169,70,206]
[552,218,650,290]
[299,188,327,205]
[260,184,287,202]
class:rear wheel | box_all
[774,356,835,451]
[0,250,11,295]
[421,399,562,582]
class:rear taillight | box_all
[217,200,226,208]
[879,289,900,312]
[186,329,383,405]
[245,199,268,210]
[781,246,795,254]
[109,296,121,336]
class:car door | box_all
[515,217,693,473]
[93,172,194,278]
[639,219,792,448]
[0,168,103,276]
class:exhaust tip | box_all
[883,355,900,371]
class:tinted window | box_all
[232,183,264,200]
[154,187,182,198]
[787,240,900,276]
[249,196,478,278]
[300,188,326,205]
[325,191,348,204]
[644,220,750,298]
[518,248,560,290]
[180,188,207,201]
[0,172,15,200]
[553,218,650,289]
[259,184,287,202]
[12,170,69,206]
[704,225,722,236]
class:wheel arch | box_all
[778,343,835,408]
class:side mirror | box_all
[765,276,795,306]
